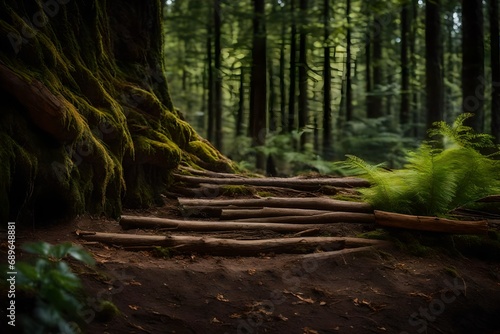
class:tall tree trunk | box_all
[269,51,277,133]
[0,0,232,223]
[410,0,420,137]
[280,8,287,133]
[298,0,309,150]
[400,4,411,126]
[462,0,485,132]
[489,0,500,143]
[213,0,223,150]
[323,0,333,159]
[249,0,267,171]
[365,19,373,118]
[425,0,444,132]
[345,0,353,123]
[206,17,215,142]
[370,15,384,118]
[236,68,245,137]
[288,0,297,133]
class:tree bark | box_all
[288,0,297,133]
[249,0,267,170]
[0,0,232,223]
[490,0,500,144]
[400,4,411,126]
[374,210,488,234]
[213,0,223,150]
[462,0,485,132]
[425,0,444,132]
[345,0,353,123]
[323,0,333,159]
[298,0,309,150]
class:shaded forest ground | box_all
[2,190,500,334]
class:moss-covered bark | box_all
[0,0,233,223]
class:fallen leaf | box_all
[276,314,288,321]
[229,313,242,319]
[247,269,256,275]
[320,301,327,306]
[128,305,139,310]
[210,317,221,324]
[303,327,319,334]
[216,294,229,302]
[129,280,142,286]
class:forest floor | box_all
[3,178,500,334]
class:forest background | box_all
[163,0,500,175]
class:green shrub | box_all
[14,242,96,334]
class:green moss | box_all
[256,191,274,198]
[220,185,255,197]
[95,301,120,322]
[0,0,232,224]
[356,229,389,240]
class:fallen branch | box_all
[78,231,357,255]
[220,207,327,220]
[178,197,372,213]
[120,215,323,233]
[298,245,390,260]
[374,210,488,234]
[233,212,375,224]
[174,174,370,189]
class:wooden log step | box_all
[233,212,375,224]
[174,174,370,189]
[178,197,373,213]
[119,215,324,232]
[374,210,489,234]
[77,231,388,256]
[220,208,328,220]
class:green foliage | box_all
[342,115,500,216]
[14,242,96,334]
[339,117,420,169]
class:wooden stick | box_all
[178,197,373,213]
[298,245,389,260]
[174,174,370,189]
[374,210,489,234]
[78,231,355,255]
[120,215,323,232]
[233,212,375,224]
[220,207,328,220]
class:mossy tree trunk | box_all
[0,0,233,224]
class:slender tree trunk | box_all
[489,0,500,143]
[249,0,267,170]
[288,0,297,133]
[400,4,411,126]
[280,9,287,133]
[462,0,485,132]
[425,0,444,132]
[323,0,333,159]
[298,0,309,150]
[236,69,244,137]
[370,15,384,118]
[269,52,277,133]
[206,15,215,142]
[213,0,223,150]
[345,0,353,123]
[365,20,373,118]
[410,0,420,137]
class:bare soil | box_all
[2,197,500,334]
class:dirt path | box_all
[11,215,499,334]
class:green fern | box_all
[342,114,500,216]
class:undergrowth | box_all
[342,114,500,216]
